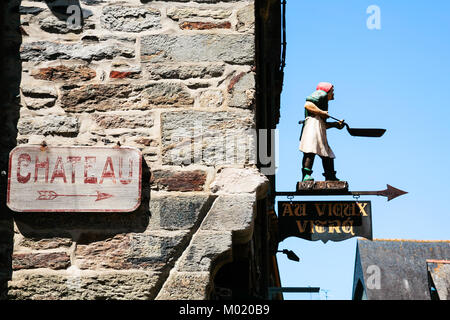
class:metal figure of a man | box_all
[299,82,345,182]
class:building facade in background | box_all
[353,239,450,300]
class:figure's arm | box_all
[326,121,345,129]
[304,101,344,129]
[304,101,329,119]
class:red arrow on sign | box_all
[37,191,114,202]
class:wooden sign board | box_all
[278,201,372,243]
[7,146,142,212]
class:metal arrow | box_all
[275,184,408,201]
[350,184,408,201]
[37,190,114,202]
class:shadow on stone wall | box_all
[0,0,22,300]
[44,0,90,30]
[13,158,151,242]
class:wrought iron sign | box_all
[277,201,372,243]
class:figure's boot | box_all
[302,153,315,182]
[302,168,314,182]
[322,157,340,181]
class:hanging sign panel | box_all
[7,146,142,212]
[278,201,372,243]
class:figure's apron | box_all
[299,115,335,159]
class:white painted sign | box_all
[7,146,142,212]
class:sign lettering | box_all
[278,201,372,243]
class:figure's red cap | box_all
[316,82,334,93]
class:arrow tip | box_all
[386,184,408,201]
[96,191,113,201]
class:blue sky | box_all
[275,0,450,300]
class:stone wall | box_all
[2,0,274,300]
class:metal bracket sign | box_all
[7,146,142,212]
[278,201,372,243]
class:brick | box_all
[12,252,70,270]
[151,169,207,192]
[109,71,136,79]
[179,21,231,30]
[167,7,232,20]
[17,237,72,250]
[31,65,96,81]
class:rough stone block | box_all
[60,82,193,112]
[39,15,95,34]
[228,72,256,109]
[143,82,194,107]
[210,167,269,198]
[161,110,256,166]
[199,90,224,108]
[21,85,58,109]
[8,271,161,300]
[175,231,232,272]
[20,40,134,61]
[156,271,211,300]
[141,34,254,64]
[149,194,215,230]
[101,6,161,32]
[17,115,80,137]
[145,63,225,80]
[236,4,255,32]
[60,84,135,112]
[200,194,256,243]
[21,85,57,97]
[75,231,188,271]
[92,112,154,129]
